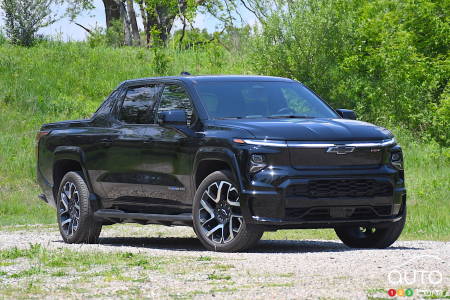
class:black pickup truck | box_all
[37,75,406,252]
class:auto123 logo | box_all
[386,254,448,298]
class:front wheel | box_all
[193,170,263,252]
[57,171,102,244]
[334,206,406,249]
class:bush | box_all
[251,0,450,146]
[0,0,57,47]
[152,47,172,75]
[87,20,125,48]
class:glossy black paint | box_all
[336,109,357,120]
[37,75,406,229]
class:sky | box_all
[0,0,257,41]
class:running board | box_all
[94,209,192,226]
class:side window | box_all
[158,84,194,125]
[119,85,161,124]
[93,89,119,118]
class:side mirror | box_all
[157,110,188,126]
[336,109,357,120]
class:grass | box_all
[0,244,250,299]
[0,244,174,272]
[263,282,295,288]
[207,273,232,281]
[0,244,193,298]
[0,42,449,241]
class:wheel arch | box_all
[193,147,244,191]
[52,146,94,202]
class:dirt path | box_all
[0,224,449,299]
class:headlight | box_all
[391,151,403,170]
[249,154,267,173]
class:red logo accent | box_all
[388,289,396,297]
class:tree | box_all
[74,0,245,47]
[1,0,58,46]
[250,0,450,145]
[137,0,247,46]
[137,0,202,46]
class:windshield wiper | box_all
[268,115,314,119]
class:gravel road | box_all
[0,224,448,299]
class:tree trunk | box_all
[154,5,176,45]
[137,0,151,46]
[102,0,121,29]
[119,0,132,46]
[126,0,140,46]
[137,0,186,47]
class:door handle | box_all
[100,139,113,147]
[142,139,153,145]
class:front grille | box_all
[285,205,392,220]
[286,179,393,198]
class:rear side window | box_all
[158,84,194,124]
[93,89,119,118]
[119,85,161,124]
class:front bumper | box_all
[239,165,406,229]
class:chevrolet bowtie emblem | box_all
[327,145,355,155]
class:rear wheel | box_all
[57,171,102,244]
[193,170,263,252]
[334,206,406,248]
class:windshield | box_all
[194,81,338,119]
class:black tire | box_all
[193,170,263,252]
[56,171,102,244]
[334,206,406,249]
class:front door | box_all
[139,83,198,214]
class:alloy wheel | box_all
[59,181,81,236]
[355,226,377,238]
[198,180,243,244]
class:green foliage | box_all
[251,0,450,146]
[171,28,212,49]
[105,19,126,47]
[206,41,225,72]
[86,27,106,48]
[139,0,201,45]
[169,26,252,53]
[0,0,57,47]
[87,20,125,48]
[64,0,95,21]
[220,25,252,53]
[152,47,171,75]
[0,30,6,45]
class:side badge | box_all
[168,186,185,191]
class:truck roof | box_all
[121,75,295,86]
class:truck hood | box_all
[210,118,393,141]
